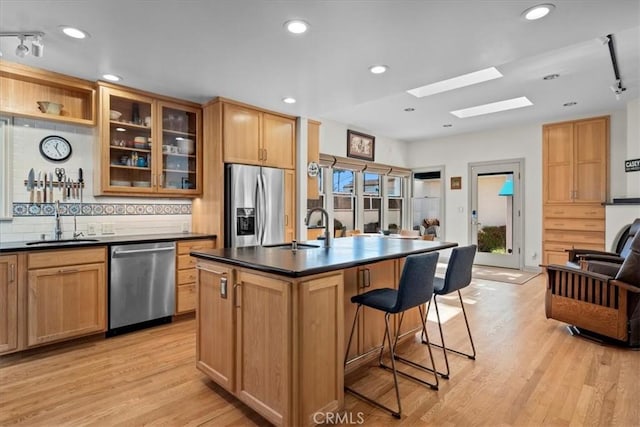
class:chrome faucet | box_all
[305,207,331,248]
[53,201,63,240]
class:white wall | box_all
[405,108,628,269]
[0,117,191,243]
[625,98,640,198]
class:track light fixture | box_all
[604,33,626,100]
[0,31,45,58]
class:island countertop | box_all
[190,236,457,277]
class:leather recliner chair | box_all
[545,231,640,347]
[566,218,640,268]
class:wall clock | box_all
[39,135,72,162]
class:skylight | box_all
[407,67,503,98]
[450,96,533,118]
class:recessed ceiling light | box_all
[369,65,388,74]
[521,4,555,21]
[102,74,122,82]
[443,124,453,128]
[282,97,296,104]
[450,96,533,118]
[60,26,89,39]
[284,20,309,34]
[403,107,415,112]
[407,67,503,98]
[563,101,577,107]
[543,73,560,80]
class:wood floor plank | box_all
[1,275,638,426]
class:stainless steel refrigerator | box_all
[225,164,285,247]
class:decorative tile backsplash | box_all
[13,202,192,217]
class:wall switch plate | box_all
[102,223,115,235]
[181,222,189,233]
[87,223,98,236]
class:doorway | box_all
[469,160,523,269]
[412,166,445,240]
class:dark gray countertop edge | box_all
[191,242,457,278]
[0,233,217,253]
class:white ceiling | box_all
[1,0,639,142]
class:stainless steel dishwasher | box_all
[108,241,176,335]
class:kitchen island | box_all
[190,237,456,427]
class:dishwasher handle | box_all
[112,246,175,257]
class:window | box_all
[0,116,12,220]
[363,172,381,233]
[332,169,355,235]
[386,176,403,233]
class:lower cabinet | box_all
[176,238,216,314]
[196,262,235,391]
[0,255,18,354]
[196,259,343,426]
[26,247,107,347]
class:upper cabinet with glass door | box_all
[97,83,201,197]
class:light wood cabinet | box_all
[307,120,321,200]
[542,116,609,264]
[196,259,343,426]
[176,238,216,314]
[97,83,202,197]
[285,169,296,242]
[222,99,296,169]
[0,60,96,126]
[344,259,397,361]
[0,255,18,354]
[543,116,608,204]
[26,247,107,347]
[196,261,235,392]
[235,270,291,425]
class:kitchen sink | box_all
[265,242,321,250]
[25,238,101,246]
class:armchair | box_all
[545,232,640,347]
[566,218,640,268]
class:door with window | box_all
[469,160,523,269]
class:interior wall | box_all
[405,108,628,269]
[0,117,191,242]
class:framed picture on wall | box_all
[347,130,375,161]
[451,176,462,190]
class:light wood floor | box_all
[1,274,638,426]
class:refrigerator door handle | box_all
[258,172,267,245]
[255,174,262,246]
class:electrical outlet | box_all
[181,222,190,233]
[87,223,98,236]
[102,223,115,235]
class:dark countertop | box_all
[191,236,457,278]
[0,232,216,253]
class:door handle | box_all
[220,277,228,299]
[57,269,79,274]
[10,263,15,282]
[233,283,241,308]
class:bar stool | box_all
[344,252,440,419]
[423,245,477,379]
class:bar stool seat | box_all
[344,252,440,419]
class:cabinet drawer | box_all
[545,230,604,245]
[176,283,196,314]
[544,218,604,231]
[544,250,569,266]
[177,239,215,255]
[544,205,604,219]
[178,268,197,285]
[544,242,604,253]
[178,254,198,270]
[28,247,106,269]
